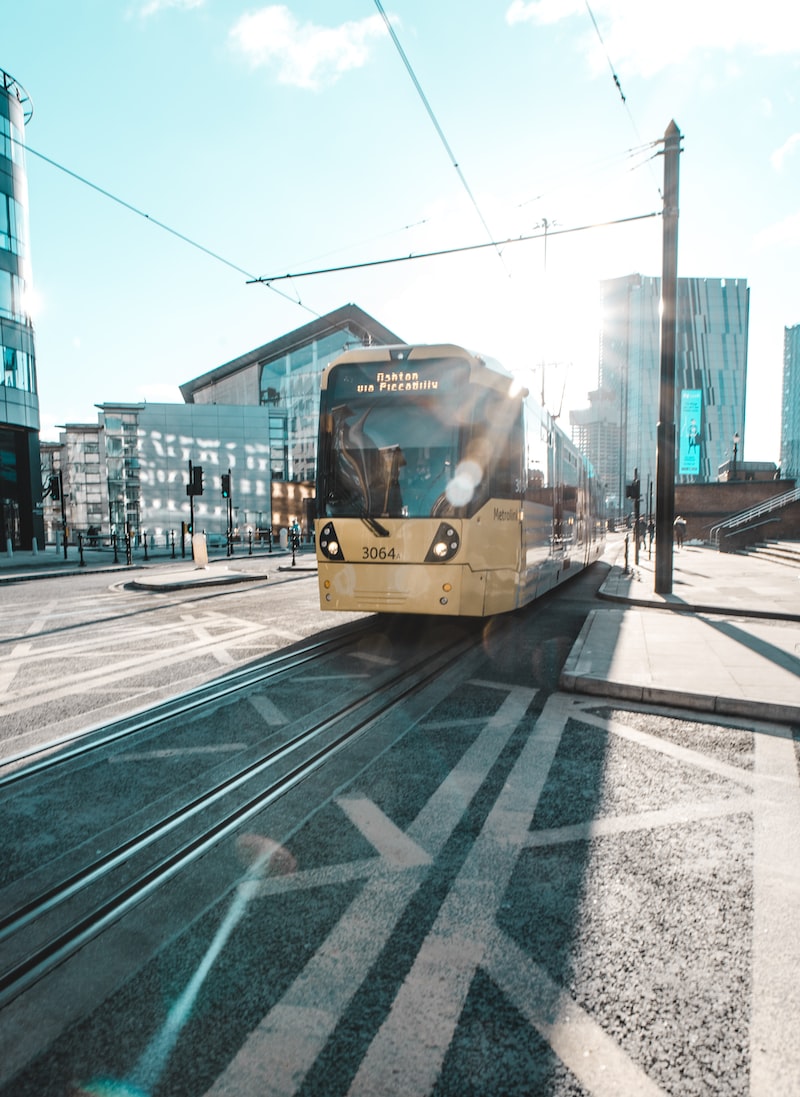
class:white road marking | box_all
[750,727,800,1095]
[524,795,755,847]
[203,691,792,1097]
[485,933,666,1097]
[203,685,536,1097]
[108,745,248,762]
[349,651,396,666]
[0,621,271,714]
[336,797,432,868]
[348,693,665,1096]
[576,707,758,788]
[0,601,59,695]
[248,694,290,727]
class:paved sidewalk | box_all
[562,539,800,725]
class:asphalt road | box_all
[0,564,365,753]
[0,563,795,1096]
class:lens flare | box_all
[445,459,482,507]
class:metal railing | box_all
[710,486,800,546]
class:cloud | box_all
[505,0,800,76]
[771,133,800,171]
[506,0,583,25]
[136,0,204,16]
[229,6,389,90]
[754,209,800,250]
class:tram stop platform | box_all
[562,538,800,726]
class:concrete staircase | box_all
[738,539,800,569]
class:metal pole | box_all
[60,469,68,560]
[633,468,641,566]
[655,120,682,594]
[188,460,195,547]
[227,474,233,556]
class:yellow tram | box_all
[315,344,604,616]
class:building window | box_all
[1,345,34,392]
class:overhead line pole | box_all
[654,120,682,595]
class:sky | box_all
[3,0,799,462]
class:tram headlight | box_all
[425,523,460,562]
[319,522,345,561]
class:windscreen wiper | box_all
[361,516,390,537]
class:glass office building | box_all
[0,68,41,550]
[42,307,402,545]
[571,274,749,511]
[98,402,274,541]
[181,304,403,488]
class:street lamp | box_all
[732,432,740,481]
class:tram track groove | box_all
[0,624,480,1009]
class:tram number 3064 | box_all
[362,546,400,560]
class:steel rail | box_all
[0,618,374,785]
[0,630,479,1008]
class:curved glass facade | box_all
[0,68,41,550]
[260,326,371,484]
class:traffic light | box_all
[625,478,640,500]
[221,473,231,499]
[192,465,204,496]
[49,474,61,501]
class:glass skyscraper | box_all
[0,67,41,550]
[571,274,749,512]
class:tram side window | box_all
[471,393,523,499]
[493,417,524,497]
[523,403,551,503]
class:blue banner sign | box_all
[679,389,702,476]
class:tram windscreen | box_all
[319,358,475,519]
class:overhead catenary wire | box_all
[584,0,627,105]
[582,1,663,196]
[373,0,506,269]
[514,140,661,215]
[21,140,322,318]
[248,210,661,284]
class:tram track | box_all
[0,617,482,1010]
[0,618,375,782]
